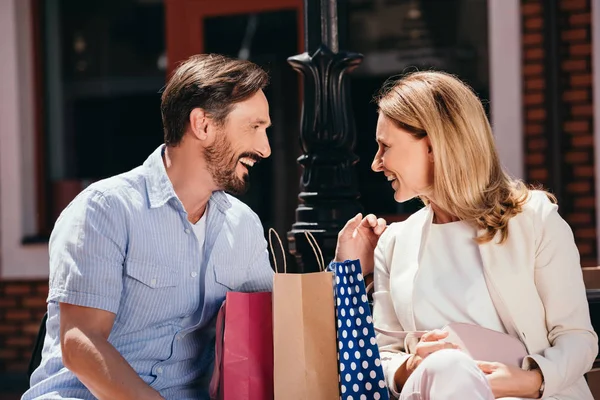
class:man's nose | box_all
[256,130,271,158]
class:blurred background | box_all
[0,0,598,397]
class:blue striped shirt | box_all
[23,145,274,400]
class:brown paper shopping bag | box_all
[270,230,340,400]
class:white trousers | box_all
[399,349,524,400]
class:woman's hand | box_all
[394,330,459,388]
[334,213,387,276]
[476,361,543,399]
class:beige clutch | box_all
[375,322,528,367]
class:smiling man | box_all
[24,54,274,400]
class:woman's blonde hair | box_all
[377,71,554,243]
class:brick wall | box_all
[522,0,597,266]
[0,281,48,375]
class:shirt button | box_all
[150,278,157,286]
[156,367,163,374]
[184,228,190,234]
[191,271,198,278]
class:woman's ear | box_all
[189,108,209,141]
[425,136,434,162]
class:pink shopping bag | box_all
[209,291,274,400]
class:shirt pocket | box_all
[213,264,242,291]
[125,259,178,289]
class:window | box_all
[38,0,166,234]
[347,0,489,219]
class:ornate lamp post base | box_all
[286,1,363,272]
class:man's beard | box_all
[203,134,256,196]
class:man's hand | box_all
[477,361,543,399]
[394,330,459,389]
[334,213,387,276]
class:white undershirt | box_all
[413,220,506,334]
[192,210,207,251]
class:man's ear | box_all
[189,108,209,141]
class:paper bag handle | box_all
[304,231,326,272]
[268,228,287,274]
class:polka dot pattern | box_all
[333,260,389,400]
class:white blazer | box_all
[373,191,598,399]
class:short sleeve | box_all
[48,189,127,314]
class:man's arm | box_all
[60,304,164,400]
[48,189,162,399]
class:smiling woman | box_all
[335,71,597,400]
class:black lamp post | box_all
[286,0,363,272]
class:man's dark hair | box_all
[161,54,269,146]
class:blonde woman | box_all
[334,71,597,399]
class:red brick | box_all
[575,196,596,208]
[564,120,589,133]
[570,44,592,56]
[577,243,594,255]
[575,228,596,239]
[527,108,546,121]
[571,135,594,147]
[562,60,588,72]
[562,29,588,41]
[521,3,542,16]
[31,310,46,321]
[523,33,543,46]
[4,284,32,296]
[528,138,547,150]
[565,151,589,163]
[582,258,597,267]
[35,282,49,296]
[560,0,588,12]
[524,48,544,60]
[23,322,42,335]
[562,89,589,102]
[5,337,33,347]
[566,182,591,193]
[526,153,545,165]
[569,13,591,25]
[0,298,17,308]
[568,213,592,224]
[4,310,30,321]
[524,93,544,106]
[523,63,543,76]
[525,78,545,90]
[529,168,548,181]
[22,297,47,308]
[574,165,596,177]
[525,124,544,135]
[524,17,543,30]
[5,361,29,373]
[570,74,592,87]
[0,349,18,360]
[571,105,594,116]
[0,324,18,334]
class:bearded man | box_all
[24,54,274,400]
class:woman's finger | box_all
[339,213,362,239]
[415,340,458,359]
[420,329,448,342]
[374,218,387,235]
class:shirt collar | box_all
[143,144,231,212]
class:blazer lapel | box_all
[478,234,523,343]
[390,207,433,331]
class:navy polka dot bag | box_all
[332,260,389,400]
